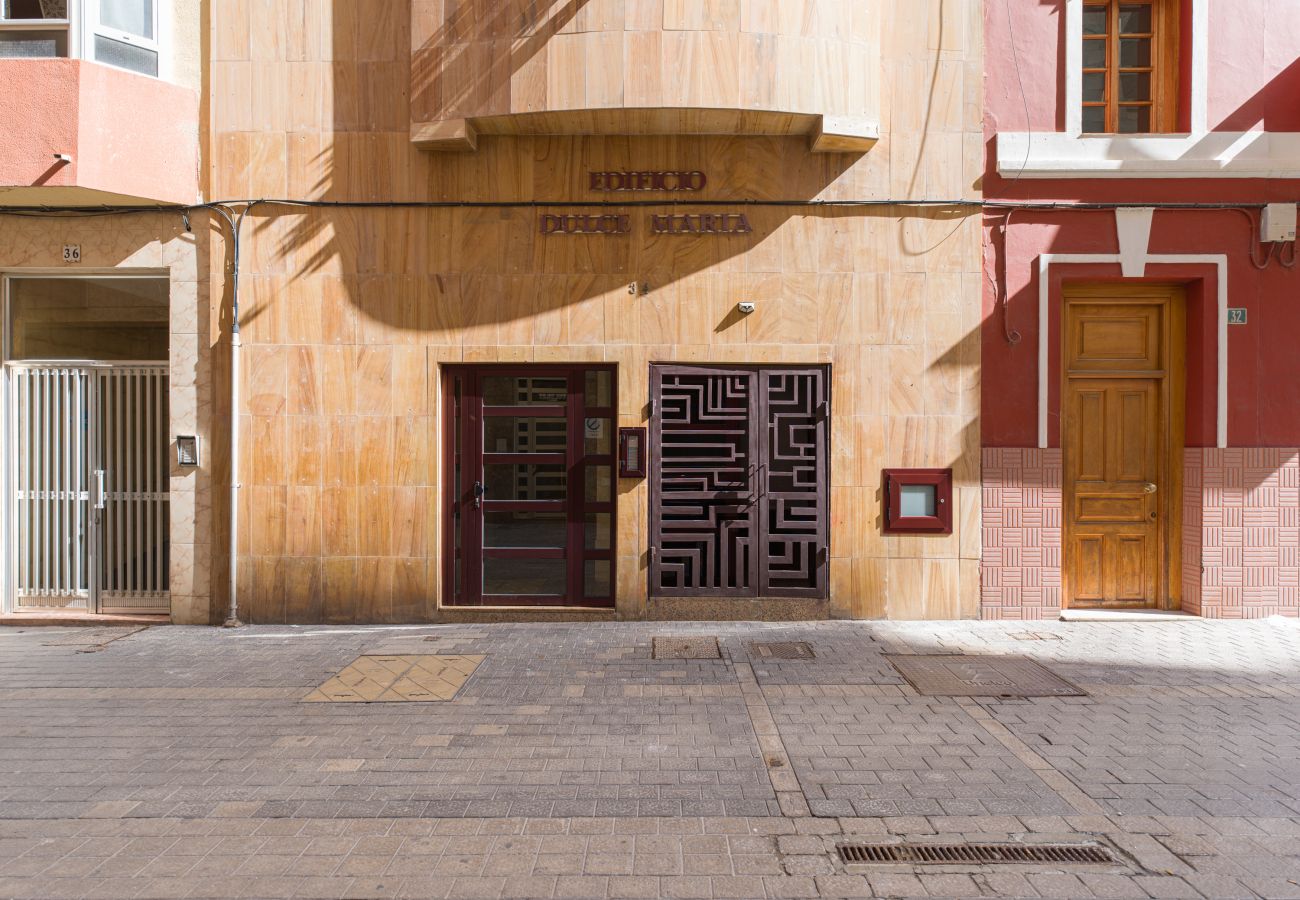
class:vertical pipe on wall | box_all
[213,203,255,628]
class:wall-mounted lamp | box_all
[176,435,200,467]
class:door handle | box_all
[473,480,485,510]
[1143,482,1158,494]
[94,470,106,510]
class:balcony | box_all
[410,1,880,153]
[0,58,199,205]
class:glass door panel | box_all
[445,366,616,607]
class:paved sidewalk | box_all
[0,618,1298,898]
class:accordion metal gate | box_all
[8,364,170,614]
[649,365,829,599]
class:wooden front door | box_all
[442,366,616,607]
[649,365,829,599]
[1062,286,1184,609]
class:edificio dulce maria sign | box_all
[540,172,752,236]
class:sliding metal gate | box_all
[8,364,169,614]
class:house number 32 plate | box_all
[1227,308,1247,325]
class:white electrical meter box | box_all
[1261,203,1297,243]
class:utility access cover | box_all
[652,636,721,659]
[304,655,484,703]
[750,641,815,659]
[886,654,1084,697]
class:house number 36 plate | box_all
[62,244,81,263]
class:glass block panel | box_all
[1082,105,1107,133]
[0,29,66,57]
[583,418,611,456]
[1083,6,1108,35]
[1082,38,1106,69]
[899,484,937,518]
[1119,71,1150,102]
[484,417,566,454]
[1119,37,1152,67]
[585,370,612,407]
[94,34,157,76]
[483,375,567,406]
[1118,3,1152,33]
[584,560,611,598]
[1118,105,1151,133]
[1083,72,1106,103]
[99,0,152,38]
[485,510,567,549]
[584,513,611,550]
[484,558,565,596]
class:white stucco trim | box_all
[1035,214,1228,449]
[1004,0,1300,179]
[998,131,1300,179]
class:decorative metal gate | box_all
[8,364,169,614]
[650,365,829,599]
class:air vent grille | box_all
[837,842,1117,866]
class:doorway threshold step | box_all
[1059,609,1197,622]
[0,612,169,628]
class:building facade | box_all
[0,0,985,624]
[982,0,1300,619]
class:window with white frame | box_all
[0,0,159,78]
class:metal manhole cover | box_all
[837,842,1116,866]
[652,636,721,659]
[750,641,815,659]
[886,654,1084,697]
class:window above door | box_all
[1081,0,1179,135]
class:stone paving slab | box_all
[0,618,1296,897]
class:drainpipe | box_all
[212,203,255,628]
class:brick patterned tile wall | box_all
[984,447,1299,620]
[1196,448,1300,619]
[980,448,1062,620]
[1183,454,1203,616]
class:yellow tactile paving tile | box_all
[303,655,484,703]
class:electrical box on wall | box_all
[1261,204,1297,243]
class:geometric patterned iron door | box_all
[650,365,829,599]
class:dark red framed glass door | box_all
[443,366,615,607]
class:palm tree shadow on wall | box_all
[251,0,883,338]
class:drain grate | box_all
[750,641,815,659]
[837,842,1117,866]
[652,636,721,659]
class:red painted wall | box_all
[983,0,1300,448]
[0,59,199,204]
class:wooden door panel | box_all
[1063,289,1182,610]
[1115,387,1156,482]
[1069,304,1162,370]
[1072,534,1105,601]
[1075,494,1146,523]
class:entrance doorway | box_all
[649,365,829,599]
[3,276,171,615]
[1062,285,1184,609]
[442,365,616,607]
